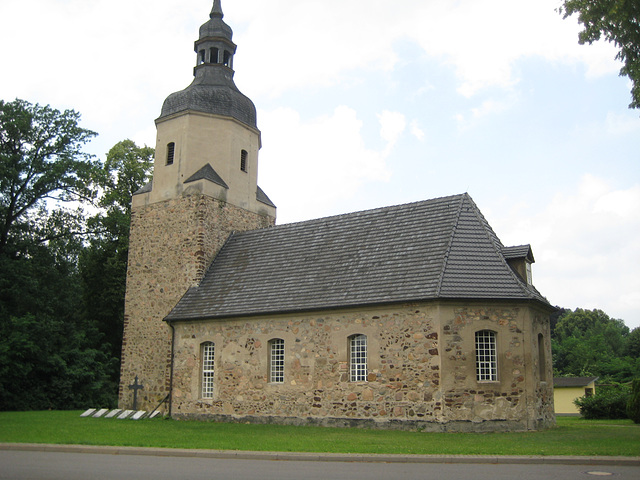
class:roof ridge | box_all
[435,194,466,297]
[234,193,467,238]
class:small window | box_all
[166,142,175,165]
[210,47,219,64]
[585,387,594,397]
[240,150,248,172]
[538,333,547,382]
[526,262,532,284]
[349,334,367,382]
[201,342,215,398]
[269,338,285,383]
[223,50,231,67]
[198,50,206,65]
[475,330,497,382]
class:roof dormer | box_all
[503,245,535,284]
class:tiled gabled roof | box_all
[165,193,549,322]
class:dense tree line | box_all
[552,308,640,383]
[0,99,152,410]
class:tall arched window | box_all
[269,338,285,383]
[475,330,497,382]
[201,342,215,398]
[349,334,367,382]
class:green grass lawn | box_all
[0,411,638,456]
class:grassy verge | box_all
[0,411,638,456]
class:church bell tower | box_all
[119,0,276,411]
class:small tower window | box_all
[198,50,206,65]
[210,47,219,64]
[223,50,231,67]
[166,142,175,165]
[240,150,248,172]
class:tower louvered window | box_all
[166,142,175,165]
[240,149,248,172]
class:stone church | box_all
[119,1,555,432]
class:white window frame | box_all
[201,342,215,398]
[475,330,498,382]
[349,334,368,382]
[269,338,285,384]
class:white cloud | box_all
[232,0,620,99]
[258,106,392,223]
[410,120,425,141]
[493,175,640,328]
[378,111,407,150]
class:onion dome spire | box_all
[158,0,257,129]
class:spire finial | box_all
[211,0,223,18]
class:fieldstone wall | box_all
[118,193,275,411]
[170,301,555,431]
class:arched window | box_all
[240,150,248,172]
[475,330,497,382]
[166,142,175,165]
[223,50,231,67]
[349,334,367,382]
[198,50,206,65]
[269,338,285,383]
[538,333,547,382]
[201,342,215,398]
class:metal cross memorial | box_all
[128,375,144,410]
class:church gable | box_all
[166,193,549,322]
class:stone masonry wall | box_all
[118,193,275,411]
[439,303,555,430]
[170,301,554,431]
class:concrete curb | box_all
[1,443,639,466]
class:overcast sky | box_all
[2,0,639,328]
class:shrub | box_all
[627,379,640,424]
[574,384,630,419]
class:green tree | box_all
[559,0,640,109]
[0,98,117,410]
[79,140,153,376]
[552,308,639,382]
[627,327,640,358]
[0,99,98,257]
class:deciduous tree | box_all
[559,0,640,109]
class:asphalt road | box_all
[1,450,639,480]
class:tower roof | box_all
[158,1,257,129]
